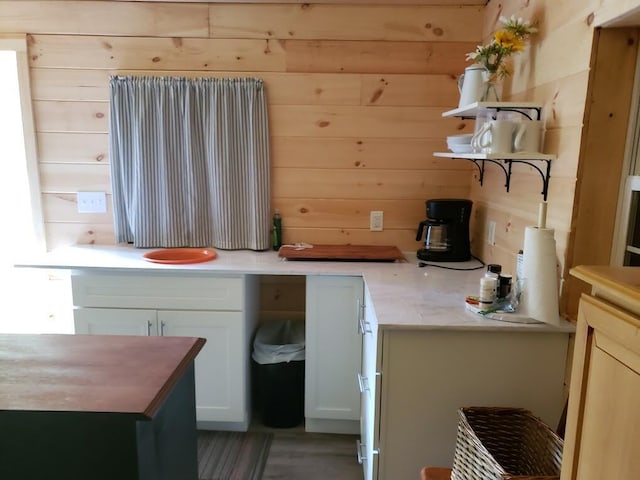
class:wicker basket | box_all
[451,407,564,480]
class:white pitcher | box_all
[458,64,489,108]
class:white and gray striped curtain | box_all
[109,76,271,250]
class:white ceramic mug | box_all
[513,121,545,153]
[471,120,517,154]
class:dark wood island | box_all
[0,333,205,480]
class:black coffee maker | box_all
[416,199,472,262]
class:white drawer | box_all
[72,273,244,310]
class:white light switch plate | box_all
[77,191,107,213]
[487,220,496,245]
[370,211,383,231]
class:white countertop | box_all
[16,245,575,333]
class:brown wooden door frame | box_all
[562,27,639,321]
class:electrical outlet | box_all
[487,220,496,246]
[77,191,107,213]
[370,211,383,231]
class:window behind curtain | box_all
[109,76,271,250]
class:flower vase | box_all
[481,81,501,102]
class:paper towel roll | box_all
[520,226,560,325]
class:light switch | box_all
[370,211,383,231]
[487,221,496,246]
[77,191,107,213]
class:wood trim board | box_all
[278,244,405,261]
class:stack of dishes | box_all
[447,134,473,154]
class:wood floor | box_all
[261,431,363,480]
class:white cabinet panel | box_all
[377,330,568,479]
[360,285,379,480]
[158,310,246,423]
[70,272,255,431]
[306,276,363,428]
[72,273,244,310]
[74,307,156,336]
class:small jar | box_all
[486,264,502,278]
[498,274,512,299]
[484,264,501,298]
[479,276,498,308]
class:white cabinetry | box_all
[358,284,380,480]
[71,272,257,431]
[376,330,567,479]
[75,308,156,336]
[360,302,569,480]
[305,275,363,434]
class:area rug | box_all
[197,431,273,480]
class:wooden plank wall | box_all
[471,0,639,319]
[0,1,484,252]
[471,0,593,279]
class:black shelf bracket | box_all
[504,158,552,201]
[459,106,542,121]
[460,158,509,189]
[452,156,551,200]
[491,106,542,121]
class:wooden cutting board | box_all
[278,244,405,262]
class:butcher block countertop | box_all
[570,264,640,317]
[16,245,575,333]
[0,333,205,416]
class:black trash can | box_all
[252,320,305,428]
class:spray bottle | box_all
[272,210,282,251]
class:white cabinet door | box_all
[359,286,379,480]
[306,276,363,425]
[378,330,568,479]
[74,307,156,336]
[158,310,246,424]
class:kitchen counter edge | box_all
[16,245,575,333]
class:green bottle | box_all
[272,210,282,251]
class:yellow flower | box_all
[465,16,536,79]
[494,30,525,52]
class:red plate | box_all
[142,248,217,264]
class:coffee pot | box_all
[458,64,489,108]
[416,199,472,262]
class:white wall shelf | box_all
[443,102,544,120]
[439,101,552,199]
[434,152,555,200]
